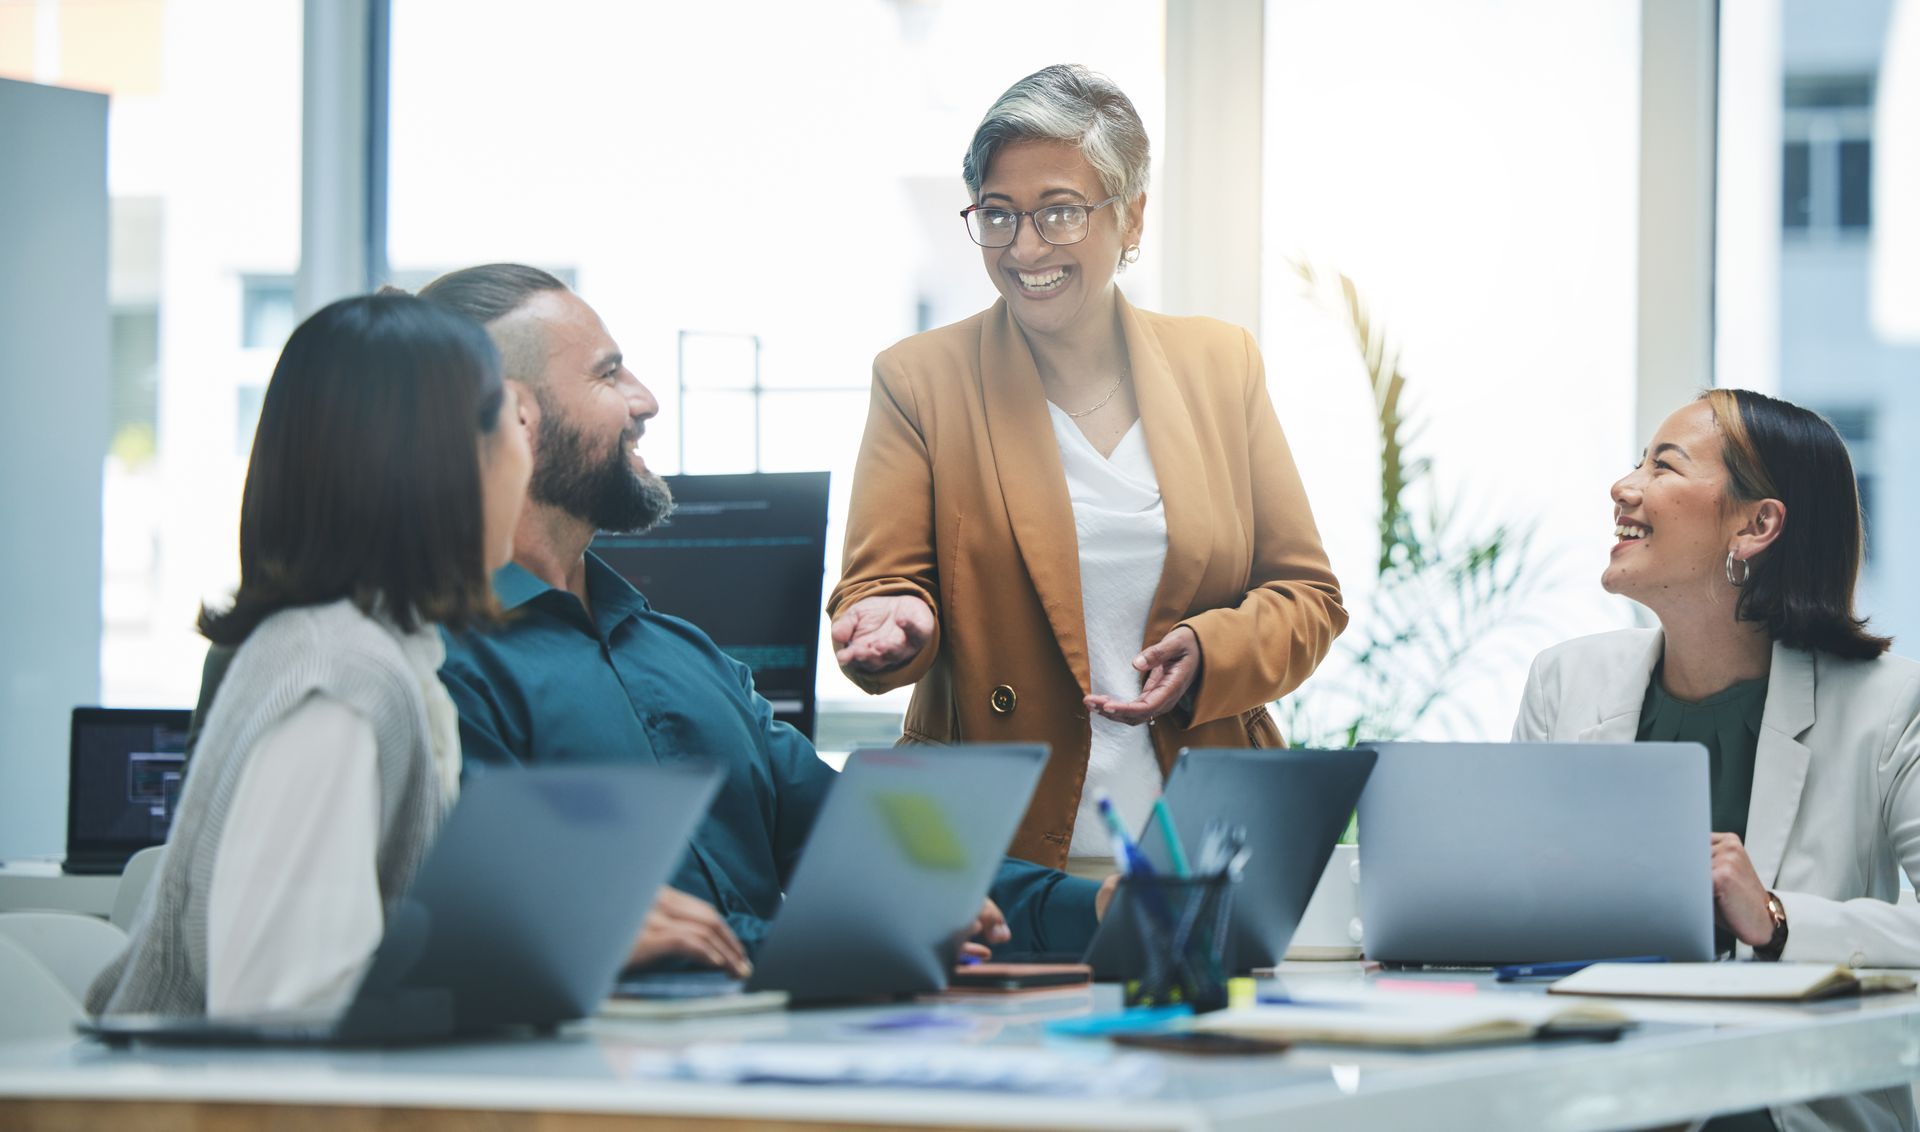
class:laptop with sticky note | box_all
[743,744,1048,1004]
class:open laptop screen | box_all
[67,707,191,872]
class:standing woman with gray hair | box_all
[829,65,1346,886]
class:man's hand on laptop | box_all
[1095,874,1120,920]
[959,898,1012,961]
[627,887,751,978]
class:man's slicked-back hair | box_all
[418,264,568,327]
[419,264,569,383]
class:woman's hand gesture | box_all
[831,594,936,674]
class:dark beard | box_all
[529,398,674,534]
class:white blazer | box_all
[1516,629,1920,1132]
[1515,628,1920,966]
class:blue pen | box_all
[1098,793,1180,934]
[1096,792,1155,877]
[1493,956,1667,982]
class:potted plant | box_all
[1279,261,1540,958]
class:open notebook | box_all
[1191,994,1630,1049]
[1548,962,1917,1003]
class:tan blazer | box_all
[829,295,1346,868]
[1515,628,1920,1132]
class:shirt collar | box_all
[490,552,651,621]
[492,562,550,611]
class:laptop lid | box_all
[335,763,724,1040]
[1357,741,1715,965]
[591,471,831,739]
[747,743,1047,1003]
[66,708,192,873]
[1082,747,1377,978]
[86,763,725,1047]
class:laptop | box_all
[65,708,193,875]
[1079,747,1377,979]
[1358,741,1715,966]
[83,764,722,1045]
[701,743,1046,1004]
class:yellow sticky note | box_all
[873,791,969,871]
[1228,977,1257,1011]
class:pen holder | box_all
[1118,871,1236,1014]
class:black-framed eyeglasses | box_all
[959,196,1123,248]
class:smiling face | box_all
[975,139,1143,342]
[507,289,673,534]
[1604,401,1758,609]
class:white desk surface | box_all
[3,967,1919,1131]
[0,860,118,917]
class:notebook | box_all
[1548,962,1918,1002]
[1191,995,1631,1048]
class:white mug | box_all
[1286,843,1363,960]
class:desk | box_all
[2,970,1918,1131]
[0,861,117,918]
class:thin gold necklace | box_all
[1060,371,1127,419]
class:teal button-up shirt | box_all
[439,553,1099,957]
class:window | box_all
[0,0,305,706]
[1719,0,1920,649]
[1262,0,1644,742]
[239,274,296,350]
[1782,74,1875,236]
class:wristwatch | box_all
[1755,890,1789,961]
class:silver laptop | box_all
[84,764,722,1045]
[1358,742,1715,965]
[1080,747,1377,978]
[743,743,1047,1003]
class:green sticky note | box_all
[873,791,969,871]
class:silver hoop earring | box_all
[1121,245,1142,265]
[1725,551,1750,587]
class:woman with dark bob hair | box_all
[88,294,531,1018]
[1515,389,1920,1130]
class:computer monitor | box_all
[591,471,830,739]
[66,707,192,874]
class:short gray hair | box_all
[962,65,1151,205]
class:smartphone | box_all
[946,962,1094,991]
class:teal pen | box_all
[1045,1004,1193,1037]
[1150,798,1190,877]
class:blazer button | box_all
[989,685,1017,714]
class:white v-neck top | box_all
[1048,404,1170,859]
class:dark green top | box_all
[1637,664,1774,1132]
[437,553,1101,958]
[1638,658,1771,1010]
[1636,664,1769,843]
